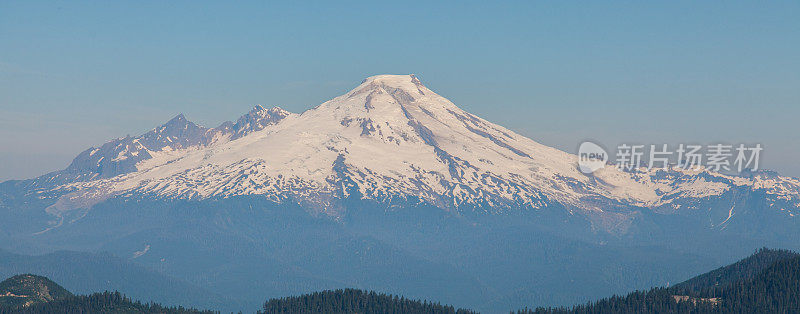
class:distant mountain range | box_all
[1,74,799,312]
[3,248,799,313]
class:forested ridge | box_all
[672,248,799,293]
[260,288,476,314]
[0,291,213,314]
[518,248,800,313]
[0,274,211,314]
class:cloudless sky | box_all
[1,1,798,181]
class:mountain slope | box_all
[672,248,800,293]
[0,274,212,314]
[525,248,800,314]
[0,249,239,311]
[19,105,292,188]
[0,274,72,308]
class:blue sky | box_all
[1,1,798,181]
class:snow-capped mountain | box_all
[31,105,292,187]
[3,74,799,314]
[11,74,800,231]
